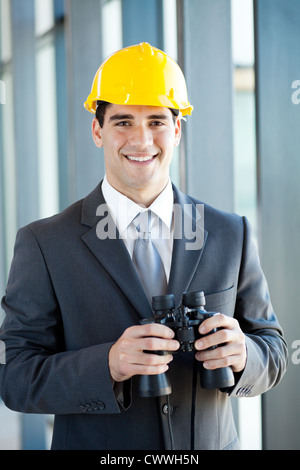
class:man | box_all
[0,43,287,450]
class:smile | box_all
[124,155,157,162]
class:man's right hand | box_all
[108,323,180,383]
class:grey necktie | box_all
[132,210,167,303]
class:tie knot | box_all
[133,210,153,239]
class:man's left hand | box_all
[194,314,247,373]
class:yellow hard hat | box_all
[84,42,193,116]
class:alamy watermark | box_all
[291,340,300,365]
[95,202,205,251]
[0,80,6,105]
[0,340,5,364]
[291,80,300,104]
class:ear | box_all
[92,117,103,148]
[174,116,181,147]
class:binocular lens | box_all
[152,291,206,310]
[152,294,175,311]
[182,291,205,308]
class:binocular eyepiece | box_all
[139,291,235,397]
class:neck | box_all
[106,179,169,208]
[123,188,163,208]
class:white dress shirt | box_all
[101,176,174,281]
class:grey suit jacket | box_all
[0,183,287,450]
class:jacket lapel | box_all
[80,183,153,319]
[167,186,208,308]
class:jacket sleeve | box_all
[228,217,288,397]
[0,226,121,415]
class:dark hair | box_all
[95,100,179,128]
[95,101,111,128]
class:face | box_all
[92,104,181,206]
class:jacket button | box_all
[97,401,105,410]
[162,403,174,415]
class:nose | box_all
[128,124,153,149]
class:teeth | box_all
[126,155,155,162]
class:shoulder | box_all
[19,183,103,240]
[203,201,245,232]
[175,184,246,234]
[22,198,84,239]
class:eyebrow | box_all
[109,114,134,121]
[108,113,171,122]
[148,114,171,120]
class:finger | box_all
[141,336,180,353]
[138,351,174,366]
[196,341,238,360]
[112,342,173,369]
[123,362,171,377]
[126,323,176,340]
[198,314,239,335]
[121,349,174,374]
[197,355,234,370]
[195,327,234,350]
[109,344,173,382]
[197,354,244,372]
[195,342,246,372]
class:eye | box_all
[150,120,165,127]
[115,121,131,127]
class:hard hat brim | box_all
[84,96,193,116]
[84,43,193,117]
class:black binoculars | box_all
[139,290,235,397]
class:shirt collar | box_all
[101,175,174,236]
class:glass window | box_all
[163,0,178,61]
[0,0,20,451]
[0,0,17,276]
[1,70,17,272]
[231,0,261,451]
[0,0,12,62]
[35,0,54,36]
[231,0,254,66]
[36,38,59,218]
[35,0,59,219]
[101,0,123,59]
[0,79,5,105]
[163,0,181,189]
[231,0,257,232]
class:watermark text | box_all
[95,202,205,251]
[0,340,5,364]
[291,80,300,104]
[291,339,300,364]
